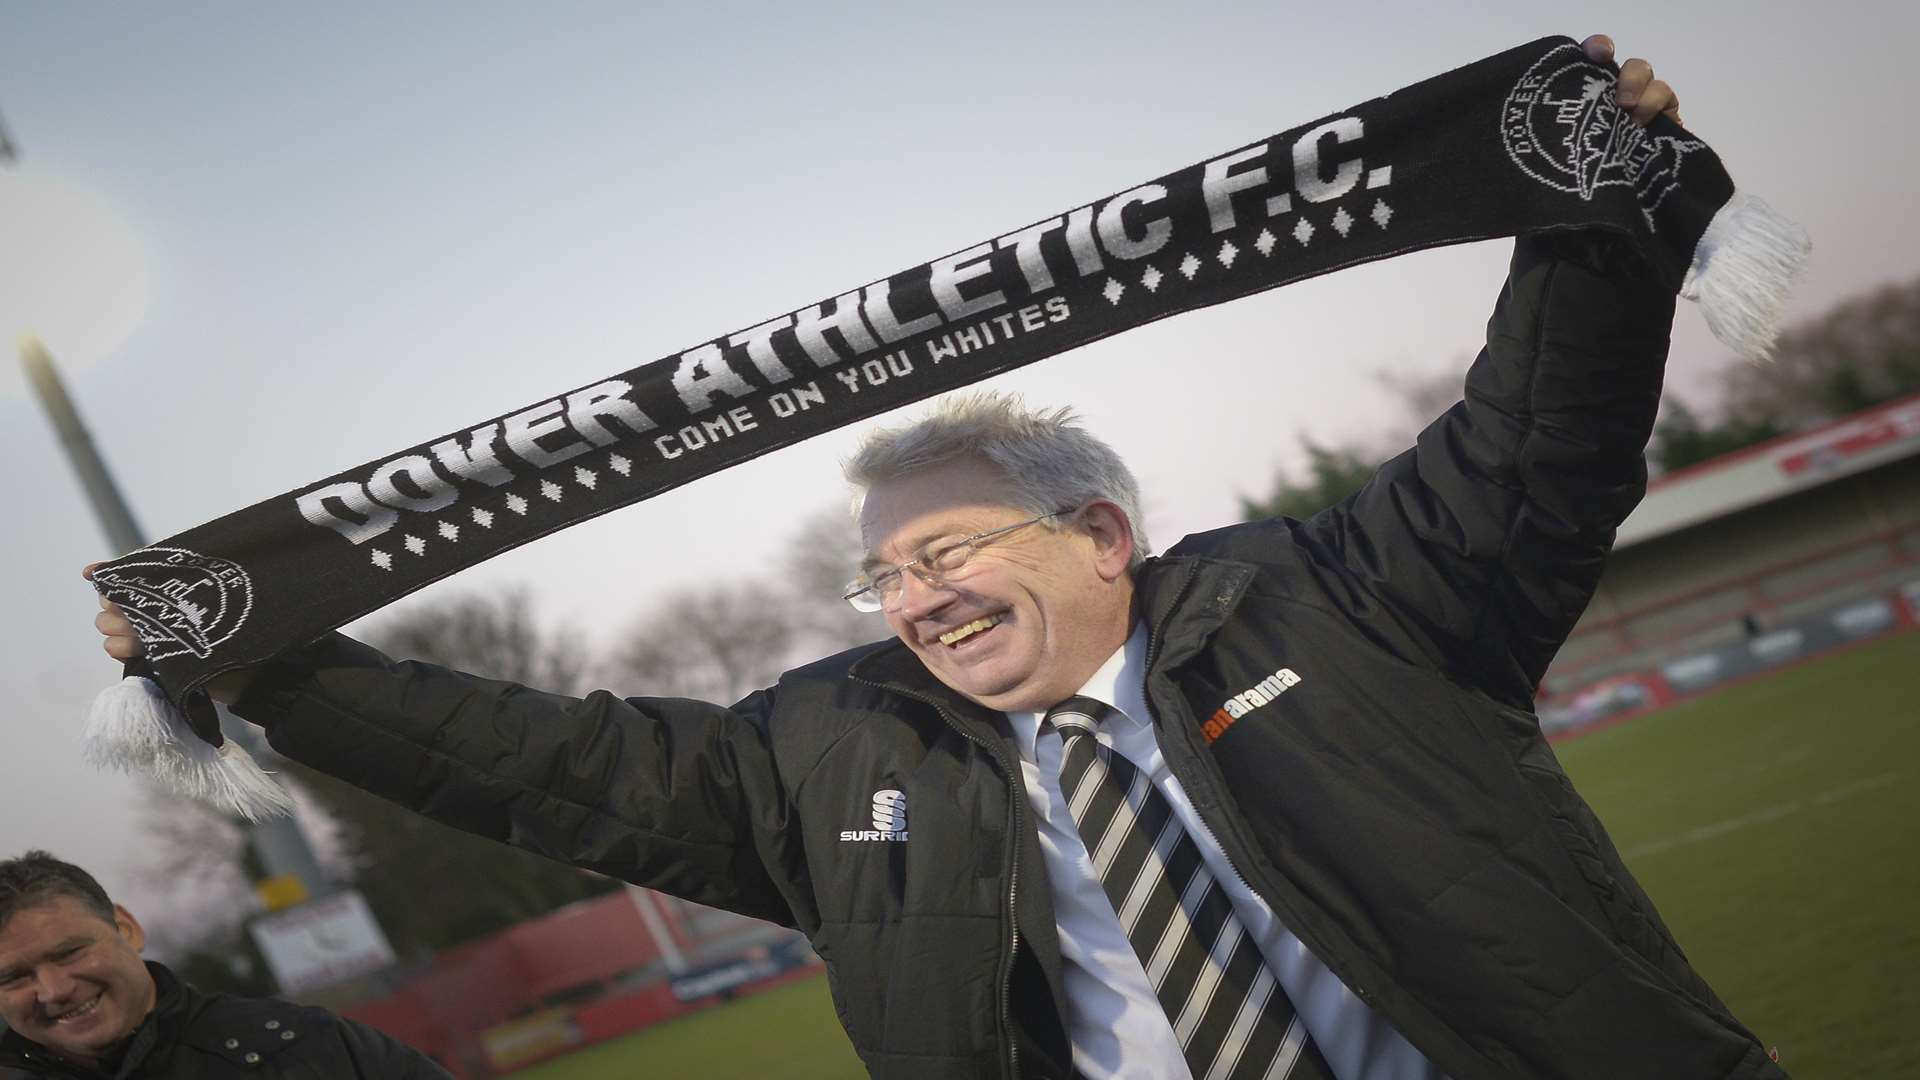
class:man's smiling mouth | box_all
[50,996,102,1024]
[937,613,1005,647]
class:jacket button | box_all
[224,1038,240,1049]
[264,1020,280,1030]
[281,1030,296,1040]
[244,1052,261,1064]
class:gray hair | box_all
[0,850,116,931]
[845,391,1152,568]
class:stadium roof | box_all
[1617,391,1920,549]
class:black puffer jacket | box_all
[235,236,1787,1079]
[0,963,448,1079]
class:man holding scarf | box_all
[89,37,1788,1080]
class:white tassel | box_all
[84,676,295,822]
[1680,192,1812,361]
[200,741,298,823]
[83,676,191,771]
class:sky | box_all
[3,2,1916,921]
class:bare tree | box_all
[124,789,253,952]
[369,586,589,693]
[1720,276,1920,428]
[605,586,799,704]
[603,504,882,704]
[1370,362,1465,448]
[1240,440,1384,522]
[1240,362,1466,522]
[111,788,282,997]
[777,505,886,657]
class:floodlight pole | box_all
[21,336,333,902]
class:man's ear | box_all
[112,905,145,953]
[1078,500,1136,582]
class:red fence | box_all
[341,889,813,1077]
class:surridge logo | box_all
[839,789,909,842]
[91,548,255,661]
[1500,43,1708,230]
[1202,666,1302,743]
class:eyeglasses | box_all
[843,509,1076,613]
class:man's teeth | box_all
[939,615,1003,646]
[53,997,100,1022]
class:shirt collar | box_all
[1074,620,1151,732]
[1010,621,1150,760]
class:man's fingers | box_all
[1612,58,1677,127]
[94,600,146,661]
[83,561,102,581]
[1581,34,1613,63]
[1631,80,1678,126]
[1616,58,1654,103]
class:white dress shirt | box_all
[1008,624,1445,1080]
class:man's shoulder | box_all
[174,986,340,1063]
[761,637,916,727]
[783,636,898,684]
[1162,517,1304,561]
[1154,519,1323,593]
[176,985,444,1076]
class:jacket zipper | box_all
[1141,659,1258,890]
[1141,564,1392,1022]
[851,674,1025,1080]
[1135,563,1265,888]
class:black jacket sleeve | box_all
[231,633,806,926]
[332,1014,454,1079]
[1300,233,1676,707]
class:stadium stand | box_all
[1539,391,1920,733]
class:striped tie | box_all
[1045,696,1333,1080]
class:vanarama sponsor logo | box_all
[839,788,909,842]
[1202,666,1302,743]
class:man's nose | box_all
[891,564,955,620]
[35,965,76,1003]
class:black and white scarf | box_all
[86,37,1808,818]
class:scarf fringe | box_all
[84,676,296,822]
[1681,192,1812,361]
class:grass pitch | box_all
[502,975,861,1079]
[509,631,1920,1079]
[1553,630,1920,1078]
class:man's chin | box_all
[922,640,1074,711]
[929,660,1032,711]
[41,1011,132,1060]
[943,670,1060,713]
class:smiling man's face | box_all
[859,456,1136,712]
[0,895,156,1067]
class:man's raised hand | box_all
[84,564,144,663]
[83,562,256,704]
[1582,34,1683,129]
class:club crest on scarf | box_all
[1501,43,1707,229]
[90,548,255,661]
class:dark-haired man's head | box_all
[0,851,156,1066]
